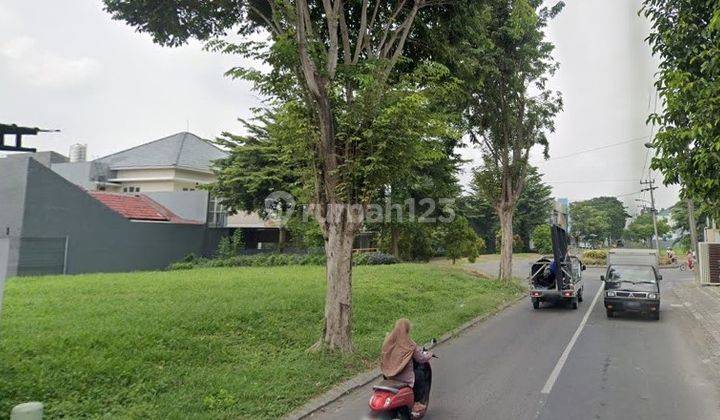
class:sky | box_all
[1,0,679,211]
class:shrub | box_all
[216,236,234,259]
[581,249,608,266]
[231,229,245,254]
[582,249,608,260]
[167,262,196,271]
[353,252,399,265]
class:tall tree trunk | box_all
[498,206,514,282]
[314,204,362,353]
[390,225,400,257]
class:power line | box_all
[543,135,649,162]
[544,179,641,184]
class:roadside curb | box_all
[285,293,526,419]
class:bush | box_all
[581,249,608,266]
[170,250,400,270]
[582,249,608,259]
[167,262,196,271]
[353,252,399,265]
[216,236,234,259]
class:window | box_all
[208,196,228,227]
[123,186,141,193]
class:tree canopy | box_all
[642,0,720,219]
[624,212,671,246]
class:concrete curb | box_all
[285,293,526,419]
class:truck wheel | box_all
[606,309,614,318]
[532,298,540,309]
[571,299,578,310]
[651,311,660,321]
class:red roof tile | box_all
[89,192,201,224]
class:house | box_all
[0,157,211,277]
[0,131,290,277]
[93,132,226,193]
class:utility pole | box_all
[641,179,661,256]
[687,198,699,255]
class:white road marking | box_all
[540,283,604,395]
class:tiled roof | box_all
[89,192,202,224]
[95,132,227,172]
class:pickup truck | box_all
[529,255,586,309]
[602,249,661,320]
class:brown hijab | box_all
[380,318,416,377]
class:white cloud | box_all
[1,36,101,88]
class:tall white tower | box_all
[69,143,87,163]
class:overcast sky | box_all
[1,0,679,210]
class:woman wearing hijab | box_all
[380,319,433,412]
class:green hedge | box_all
[168,252,399,270]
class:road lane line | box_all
[540,283,604,395]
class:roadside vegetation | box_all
[0,264,522,418]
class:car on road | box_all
[602,264,661,320]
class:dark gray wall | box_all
[0,158,29,239]
[20,159,207,274]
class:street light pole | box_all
[641,179,661,256]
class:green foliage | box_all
[670,200,707,245]
[396,223,436,263]
[442,216,483,263]
[231,229,245,253]
[216,236,233,259]
[0,265,523,418]
[360,252,400,266]
[167,262,195,271]
[467,166,553,252]
[569,202,612,247]
[168,251,401,270]
[583,197,630,242]
[642,0,720,219]
[531,225,553,254]
[624,213,671,244]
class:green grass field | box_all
[0,264,522,419]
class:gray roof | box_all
[95,132,226,172]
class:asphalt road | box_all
[310,268,720,420]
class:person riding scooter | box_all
[380,319,433,415]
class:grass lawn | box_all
[0,264,523,419]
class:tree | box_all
[509,167,554,250]
[625,212,671,247]
[642,1,720,220]
[568,197,629,246]
[442,216,484,264]
[569,202,611,247]
[583,197,629,243]
[467,166,553,253]
[437,0,563,281]
[103,0,456,352]
[670,199,707,248]
[531,225,552,254]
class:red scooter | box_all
[368,342,436,419]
